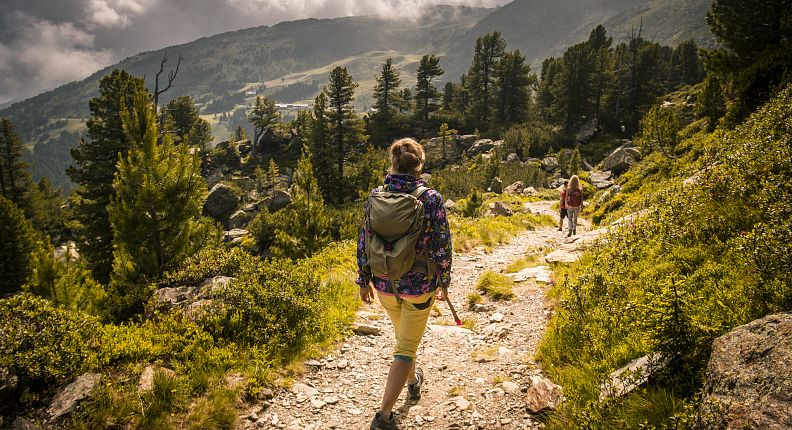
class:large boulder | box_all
[268,189,292,212]
[228,210,253,229]
[504,181,524,195]
[599,353,670,400]
[589,170,614,189]
[48,373,101,419]
[151,276,233,312]
[53,241,79,261]
[488,202,514,217]
[203,183,239,223]
[467,139,495,156]
[458,134,479,148]
[698,312,792,429]
[601,146,641,174]
[423,135,467,160]
[206,168,224,189]
[541,157,559,173]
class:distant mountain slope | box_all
[0,5,490,190]
[443,0,714,79]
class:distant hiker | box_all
[558,180,569,231]
[565,175,583,237]
[357,138,453,430]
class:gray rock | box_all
[13,418,40,430]
[698,312,792,429]
[53,241,79,262]
[488,177,503,194]
[458,135,479,148]
[0,367,18,407]
[224,228,248,243]
[525,375,564,413]
[501,381,520,395]
[589,170,614,189]
[268,190,292,212]
[151,275,233,314]
[507,152,519,162]
[352,323,381,336]
[599,353,670,400]
[229,210,253,229]
[522,187,537,196]
[541,157,559,172]
[203,183,239,222]
[488,202,513,217]
[206,168,224,189]
[468,139,495,156]
[48,373,101,418]
[504,181,524,195]
[474,304,495,313]
[575,119,598,144]
[601,146,641,174]
[138,366,176,392]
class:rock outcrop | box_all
[504,181,524,195]
[488,177,503,194]
[467,139,496,157]
[488,202,514,217]
[698,312,792,429]
[151,276,233,314]
[48,373,101,419]
[541,157,558,173]
[601,146,641,174]
[0,367,18,411]
[589,170,614,189]
[525,375,564,413]
[203,183,239,223]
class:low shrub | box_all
[475,271,515,301]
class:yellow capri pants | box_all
[377,290,436,363]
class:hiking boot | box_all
[566,230,572,237]
[370,411,398,430]
[573,229,577,235]
[407,367,424,401]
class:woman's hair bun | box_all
[389,138,425,175]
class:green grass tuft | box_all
[475,271,515,301]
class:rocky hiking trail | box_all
[246,201,593,430]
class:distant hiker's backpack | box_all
[364,186,436,301]
[567,189,583,207]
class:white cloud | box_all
[0,14,114,102]
[85,0,155,28]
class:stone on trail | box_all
[13,417,40,430]
[501,381,521,395]
[697,312,792,429]
[473,303,495,313]
[310,398,326,409]
[509,266,552,283]
[490,312,504,323]
[48,373,101,418]
[291,382,319,397]
[352,323,381,336]
[305,359,322,368]
[452,396,471,411]
[525,375,564,413]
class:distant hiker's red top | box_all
[560,189,567,209]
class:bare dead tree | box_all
[153,52,182,111]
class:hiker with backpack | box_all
[558,180,569,232]
[565,175,583,236]
[356,138,453,430]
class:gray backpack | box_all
[364,186,436,302]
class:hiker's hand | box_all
[436,288,446,302]
[360,285,374,303]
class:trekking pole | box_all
[442,287,462,326]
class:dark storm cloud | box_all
[0,0,506,104]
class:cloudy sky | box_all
[0,0,507,104]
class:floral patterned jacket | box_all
[356,174,452,297]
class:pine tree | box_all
[467,32,506,128]
[443,82,454,110]
[395,88,413,114]
[272,146,332,259]
[234,125,249,141]
[438,123,458,162]
[27,178,67,243]
[373,58,401,119]
[311,92,337,201]
[557,149,570,177]
[107,86,218,319]
[670,40,704,88]
[248,95,279,154]
[414,54,444,126]
[324,66,362,192]
[369,58,402,146]
[553,42,597,132]
[67,69,148,283]
[706,0,791,122]
[495,50,532,125]
[537,58,562,121]
[569,147,581,176]
[162,96,213,150]
[0,118,32,209]
[696,75,726,132]
[588,25,613,128]
[0,195,39,295]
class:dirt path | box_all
[245,201,589,430]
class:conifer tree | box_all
[0,118,32,209]
[553,42,597,132]
[248,95,279,154]
[443,82,454,110]
[67,69,148,283]
[569,147,581,176]
[324,66,362,188]
[414,54,444,126]
[234,125,249,141]
[588,25,613,128]
[107,86,217,319]
[272,146,331,259]
[495,50,533,125]
[438,122,458,162]
[311,92,337,200]
[370,58,402,146]
[537,58,562,121]
[467,32,506,128]
[696,75,726,132]
[395,88,413,114]
[0,195,39,295]
[162,96,212,150]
